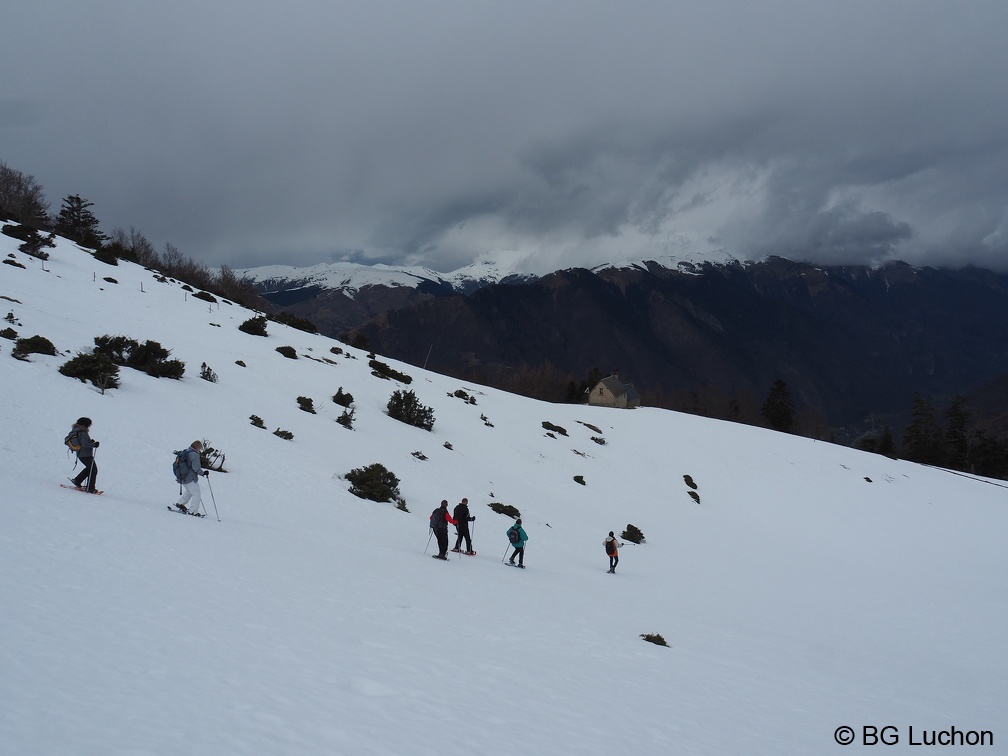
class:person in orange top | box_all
[604,531,623,573]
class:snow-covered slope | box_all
[2,230,1006,755]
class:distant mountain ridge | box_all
[243,255,1008,434]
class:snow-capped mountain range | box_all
[3,226,1006,754]
[237,248,742,296]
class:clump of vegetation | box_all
[443,441,453,451]
[3,257,26,269]
[573,475,586,486]
[102,277,118,284]
[577,420,603,434]
[336,407,355,429]
[542,421,568,436]
[2,224,55,260]
[345,462,401,503]
[411,450,428,461]
[0,327,17,340]
[640,633,668,647]
[235,360,246,367]
[622,523,646,544]
[450,388,477,404]
[297,396,316,413]
[273,428,294,440]
[387,389,435,431]
[199,439,227,472]
[93,334,185,379]
[93,248,119,266]
[193,290,217,303]
[330,346,343,356]
[239,315,268,336]
[11,334,56,360]
[684,475,700,504]
[481,413,494,427]
[396,498,409,513]
[200,362,218,383]
[488,502,521,519]
[59,351,121,391]
[269,312,317,334]
[276,345,297,359]
[370,359,413,384]
[250,415,266,429]
[591,436,606,445]
[332,387,354,407]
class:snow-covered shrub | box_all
[297,396,315,413]
[276,345,297,359]
[92,334,185,379]
[238,315,268,336]
[542,421,567,436]
[640,633,668,647]
[370,359,412,384]
[273,428,293,440]
[59,351,121,390]
[332,387,354,407]
[250,415,266,429]
[488,502,521,519]
[345,463,401,503]
[622,523,645,544]
[11,334,56,360]
[387,389,435,431]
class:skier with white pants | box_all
[174,440,208,514]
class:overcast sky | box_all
[3,1,1008,274]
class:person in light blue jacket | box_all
[173,440,208,514]
[506,519,528,568]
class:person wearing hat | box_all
[174,440,208,514]
[604,531,623,573]
[506,518,528,568]
[67,417,100,493]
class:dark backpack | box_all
[605,538,616,556]
[173,449,191,483]
[64,429,82,452]
[430,508,442,531]
[508,526,521,544]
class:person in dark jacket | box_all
[451,497,476,554]
[67,417,100,493]
[431,499,458,560]
[506,519,528,568]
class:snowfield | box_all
[1,230,1006,755]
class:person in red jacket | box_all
[430,499,458,560]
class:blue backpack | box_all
[173,449,191,483]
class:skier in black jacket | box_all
[451,497,476,555]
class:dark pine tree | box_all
[761,379,796,432]
[943,395,971,471]
[55,194,106,248]
[901,393,945,466]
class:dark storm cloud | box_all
[3,1,1008,273]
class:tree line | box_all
[0,160,266,309]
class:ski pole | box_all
[424,528,434,554]
[502,544,510,563]
[205,473,220,522]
